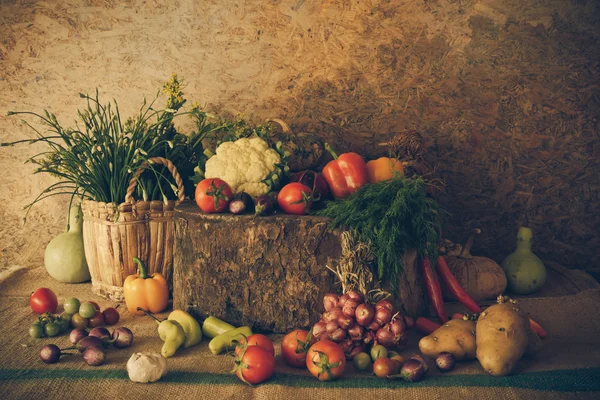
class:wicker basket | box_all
[81,157,186,301]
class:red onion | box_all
[375,299,393,312]
[338,314,354,330]
[329,328,347,342]
[355,303,375,327]
[323,293,340,312]
[326,320,339,333]
[363,330,375,345]
[390,315,406,339]
[338,293,350,308]
[346,290,364,303]
[376,324,396,348]
[349,343,366,359]
[366,321,381,332]
[348,324,364,341]
[375,308,392,325]
[342,298,361,318]
[322,307,343,323]
[312,321,327,339]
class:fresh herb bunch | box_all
[317,177,441,295]
[2,74,198,220]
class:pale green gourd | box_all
[44,205,91,283]
[501,227,546,295]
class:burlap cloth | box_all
[1,267,599,400]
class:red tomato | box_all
[234,345,276,385]
[195,178,233,213]
[306,339,346,381]
[235,334,275,357]
[30,288,58,314]
[277,183,313,215]
[281,329,316,368]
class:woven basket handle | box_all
[265,118,293,135]
[125,157,185,204]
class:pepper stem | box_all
[133,257,149,279]
[137,307,162,324]
[458,228,480,259]
[324,143,338,160]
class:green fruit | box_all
[58,318,70,333]
[79,302,96,319]
[370,345,388,361]
[353,352,372,371]
[44,322,60,337]
[63,298,81,315]
[29,324,44,339]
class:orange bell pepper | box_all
[124,257,169,315]
[366,157,404,183]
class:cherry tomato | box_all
[281,329,316,368]
[102,307,120,326]
[306,339,346,381]
[277,183,314,215]
[195,178,233,213]
[88,311,105,328]
[30,288,58,314]
[233,345,275,385]
[89,301,101,311]
[235,334,275,357]
[373,358,395,378]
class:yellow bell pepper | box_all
[124,257,169,315]
[366,157,404,183]
[168,309,203,348]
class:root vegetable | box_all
[349,344,366,360]
[374,308,392,325]
[348,324,364,341]
[418,319,477,361]
[337,314,354,330]
[476,296,534,377]
[338,294,350,308]
[375,299,393,312]
[376,325,396,348]
[323,307,343,323]
[325,320,339,333]
[312,321,327,339]
[342,298,361,318]
[366,321,381,332]
[346,290,364,303]
[329,328,347,342]
[363,331,375,345]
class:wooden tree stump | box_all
[173,203,425,333]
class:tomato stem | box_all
[206,180,230,210]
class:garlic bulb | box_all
[127,352,167,383]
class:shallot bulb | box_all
[346,290,364,303]
[342,298,361,318]
[323,293,339,312]
[338,293,351,308]
[338,314,355,330]
[323,307,343,323]
[329,328,347,342]
[349,343,366,359]
[375,299,393,312]
[376,324,396,348]
[375,307,392,326]
[390,314,406,340]
[326,320,340,333]
[312,321,327,339]
[363,330,375,345]
[339,338,353,353]
[366,321,381,332]
[348,324,364,341]
[355,303,375,327]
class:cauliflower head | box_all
[204,137,282,197]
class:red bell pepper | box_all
[322,143,368,199]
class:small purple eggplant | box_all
[435,352,456,372]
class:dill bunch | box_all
[317,177,441,295]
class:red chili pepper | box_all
[435,255,482,314]
[321,143,369,199]
[419,257,448,323]
[452,313,466,320]
[415,317,441,335]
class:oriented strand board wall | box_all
[0,0,598,276]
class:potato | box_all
[476,297,531,377]
[418,319,477,360]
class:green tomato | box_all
[79,302,96,319]
[63,297,80,315]
[44,322,60,337]
[370,345,388,361]
[29,324,44,339]
[58,318,70,333]
[353,352,372,371]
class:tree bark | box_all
[173,203,424,333]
